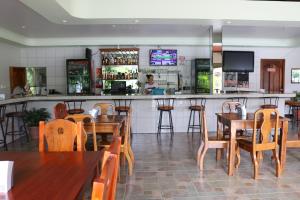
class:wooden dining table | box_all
[216,113,289,176]
[0,151,102,200]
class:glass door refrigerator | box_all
[66,59,91,95]
[191,58,211,94]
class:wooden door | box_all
[260,59,285,93]
[9,67,26,93]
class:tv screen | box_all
[222,51,254,72]
[150,49,177,66]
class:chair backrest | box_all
[252,108,279,151]
[101,136,121,200]
[93,103,115,115]
[64,100,85,111]
[200,110,209,143]
[222,101,241,113]
[189,98,206,106]
[65,114,95,151]
[263,97,279,106]
[228,97,248,107]
[14,101,27,112]
[156,98,175,109]
[114,99,132,108]
[39,119,83,152]
[92,154,118,200]
[54,103,68,119]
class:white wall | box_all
[20,45,210,94]
[224,46,300,93]
[0,40,21,97]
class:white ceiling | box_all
[1,0,300,46]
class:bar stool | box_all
[187,98,206,136]
[5,102,29,143]
[156,98,175,138]
[114,99,133,139]
[0,105,7,150]
[261,97,279,109]
[64,100,85,114]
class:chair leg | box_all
[235,145,240,168]
[22,118,29,142]
[199,146,208,171]
[251,152,259,179]
[157,111,162,136]
[169,111,174,137]
[0,122,7,151]
[187,109,192,134]
[272,149,281,177]
[192,110,195,136]
[124,149,133,176]
[197,141,204,166]
[128,144,135,165]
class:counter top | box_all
[0,93,295,105]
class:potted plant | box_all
[24,108,51,140]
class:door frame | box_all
[260,59,285,93]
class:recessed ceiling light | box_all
[112,24,116,28]
[21,25,26,29]
[226,21,232,24]
[62,19,68,23]
[134,19,139,23]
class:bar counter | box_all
[0,93,295,133]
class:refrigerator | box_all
[66,59,91,95]
[191,59,211,94]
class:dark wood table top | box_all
[94,115,126,124]
[285,100,300,107]
[0,151,102,200]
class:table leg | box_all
[216,116,222,160]
[279,120,288,172]
[228,123,237,176]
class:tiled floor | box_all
[3,127,300,200]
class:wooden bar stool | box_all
[114,99,133,139]
[64,100,85,114]
[261,97,279,109]
[187,98,206,136]
[0,105,7,150]
[5,102,29,143]
[156,98,175,138]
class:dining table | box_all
[0,151,102,200]
[216,113,289,176]
[90,115,127,136]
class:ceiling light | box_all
[62,19,68,23]
[21,25,26,29]
[226,21,232,24]
[134,19,139,23]
[112,24,116,28]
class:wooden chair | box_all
[91,154,118,200]
[93,103,115,115]
[197,110,238,170]
[54,103,68,119]
[65,114,97,151]
[39,119,84,152]
[220,101,242,138]
[100,136,121,200]
[236,108,281,179]
[222,101,241,113]
[99,108,134,175]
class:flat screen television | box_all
[222,51,254,72]
[150,49,177,66]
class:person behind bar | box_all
[144,74,158,94]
